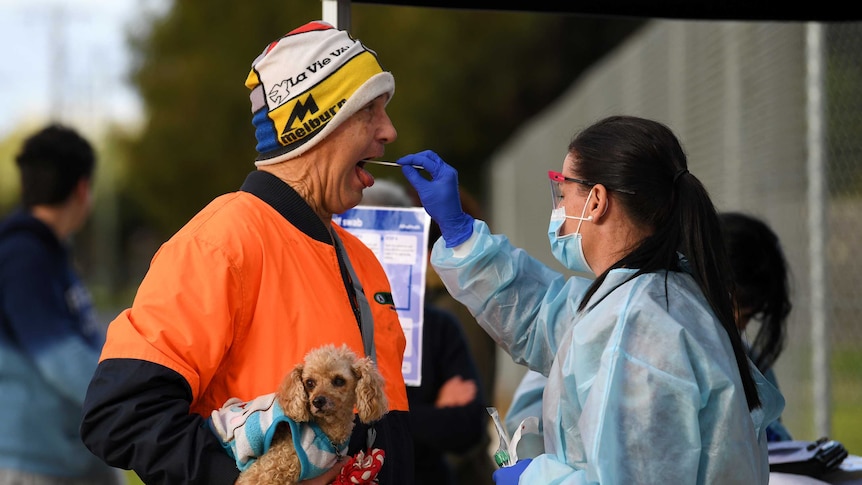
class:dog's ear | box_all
[353,356,388,423]
[280,364,312,422]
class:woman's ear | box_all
[590,184,610,221]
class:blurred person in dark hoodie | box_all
[0,124,122,485]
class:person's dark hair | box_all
[15,124,95,207]
[570,115,761,410]
[721,212,791,373]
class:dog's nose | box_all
[312,396,327,410]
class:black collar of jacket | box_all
[240,171,364,330]
[239,170,333,245]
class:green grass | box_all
[832,348,862,453]
[124,471,144,485]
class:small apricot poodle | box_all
[235,344,388,485]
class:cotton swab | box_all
[364,160,426,170]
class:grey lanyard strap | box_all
[331,230,377,363]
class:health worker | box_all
[397,115,785,485]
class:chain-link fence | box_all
[488,19,862,452]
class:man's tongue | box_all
[356,164,375,188]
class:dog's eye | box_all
[304,378,316,390]
[332,376,346,387]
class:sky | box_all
[0,0,168,138]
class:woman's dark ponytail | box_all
[675,175,762,411]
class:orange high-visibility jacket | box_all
[81,171,412,484]
[100,190,409,415]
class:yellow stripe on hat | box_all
[245,68,262,91]
[266,50,384,149]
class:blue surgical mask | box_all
[547,190,594,274]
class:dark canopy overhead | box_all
[354,0,860,22]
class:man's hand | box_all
[297,461,343,484]
[435,375,477,408]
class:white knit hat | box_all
[245,21,395,166]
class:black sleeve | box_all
[80,358,240,485]
[407,306,487,454]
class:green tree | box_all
[117,1,641,239]
[117,1,322,239]
[0,129,25,212]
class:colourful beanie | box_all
[246,21,395,166]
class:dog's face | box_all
[279,344,388,437]
[299,348,360,420]
[239,345,388,485]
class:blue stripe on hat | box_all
[252,108,279,156]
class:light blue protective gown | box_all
[431,220,785,485]
[505,370,547,438]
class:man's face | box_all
[317,94,397,216]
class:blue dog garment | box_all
[210,394,348,480]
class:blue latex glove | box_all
[492,458,532,485]
[397,150,475,247]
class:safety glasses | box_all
[548,171,596,209]
[548,170,635,209]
